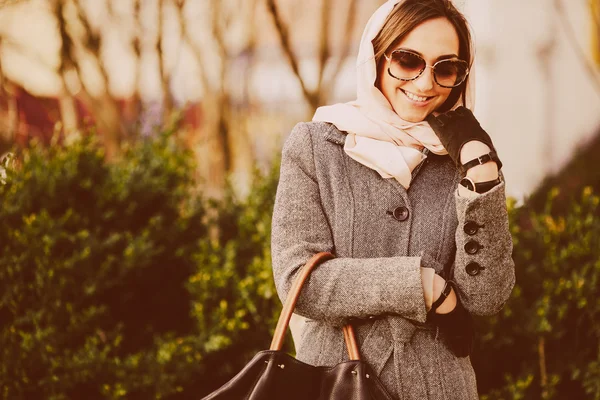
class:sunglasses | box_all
[384,49,470,88]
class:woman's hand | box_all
[420,254,457,314]
[433,274,457,314]
[426,107,502,174]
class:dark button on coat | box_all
[464,240,482,255]
[463,221,481,235]
[465,262,484,276]
[391,206,410,221]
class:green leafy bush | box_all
[476,188,600,400]
[0,135,281,399]
[0,134,207,399]
[185,164,283,397]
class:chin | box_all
[401,113,426,123]
[395,107,431,123]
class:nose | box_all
[412,66,435,92]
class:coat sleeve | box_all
[271,122,429,326]
[452,178,516,316]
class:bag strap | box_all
[269,252,361,361]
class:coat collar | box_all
[322,123,346,146]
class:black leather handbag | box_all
[201,252,394,400]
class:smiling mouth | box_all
[400,89,434,103]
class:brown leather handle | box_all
[269,252,361,361]
[342,325,360,361]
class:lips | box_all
[400,89,434,103]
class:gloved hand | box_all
[428,296,474,358]
[426,106,502,173]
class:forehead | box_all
[394,17,459,59]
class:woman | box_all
[271,0,515,398]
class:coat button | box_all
[391,206,409,221]
[463,221,481,235]
[465,262,483,276]
[464,240,482,255]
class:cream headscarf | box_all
[312,0,475,189]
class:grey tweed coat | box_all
[271,121,515,399]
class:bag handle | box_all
[269,252,361,361]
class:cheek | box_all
[435,87,457,111]
[380,70,404,101]
[435,87,453,104]
[377,60,404,98]
[441,89,452,100]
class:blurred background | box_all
[2,0,598,198]
[0,0,599,399]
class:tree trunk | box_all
[57,94,79,136]
[194,94,228,198]
[157,0,173,125]
[0,78,18,155]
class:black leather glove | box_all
[428,295,474,358]
[426,106,502,174]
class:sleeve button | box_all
[463,221,481,235]
[464,240,482,255]
[465,262,484,276]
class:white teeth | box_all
[403,90,429,102]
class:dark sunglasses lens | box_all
[390,51,425,79]
[434,60,468,87]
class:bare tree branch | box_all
[266,0,358,109]
[554,0,600,99]
[0,36,19,153]
[55,0,95,102]
[315,0,331,97]
[229,0,257,195]
[209,0,231,174]
[173,0,230,194]
[128,0,143,133]
[266,0,317,109]
[157,0,173,122]
[173,0,256,196]
[58,0,124,158]
[210,0,227,94]
[54,0,80,134]
[591,0,600,66]
[590,0,600,31]
[72,0,112,94]
[322,0,358,101]
[241,0,258,105]
[174,0,210,94]
[100,0,143,134]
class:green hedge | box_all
[1,133,599,399]
[0,135,281,399]
[475,188,600,400]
